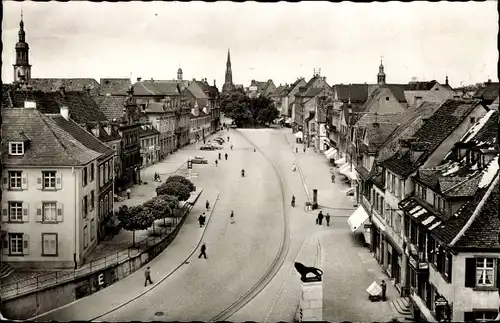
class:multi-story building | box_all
[139,124,160,167]
[247,79,276,99]
[2,105,101,269]
[189,102,211,143]
[359,99,487,299]
[187,78,221,134]
[47,111,116,243]
[397,110,499,322]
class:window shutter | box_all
[56,172,62,190]
[56,203,63,222]
[2,203,8,223]
[464,258,476,288]
[22,204,29,222]
[22,234,30,255]
[37,176,43,190]
[36,204,43,222]
[21,174,28,190]
[447,253,453,283]
[2,176,8,190]
[436,248,443,271]
[2,237,9,255]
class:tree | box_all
[253,96,279,126]
[220,90,279,128]
[143,197,170,234]
[165,175,195,192]
[157,194,180,225]
[156,181,191,201]
[117,205,154,247]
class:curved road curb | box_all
[211,129,291,322]
[88,192,220,322]
[282,132,311,202]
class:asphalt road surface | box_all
[96,129,285,321]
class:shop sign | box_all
[435,297,448,307]
[418,262,429,270]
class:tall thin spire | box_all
[223,49,233,92]
[377,56,386,86]
[226,49,231,66]
[14,9,31,83]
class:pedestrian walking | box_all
[225,153,228,160]
[303,146,306,153]
[292,163,297,172]
[316,217,319,225]
[230,144,233,150]
[291,195,295,207]
[215,160,218,167]
[227,136,230,142]
[206,200,210,211]
[218,152,222,160]
[230,210,235,224]
[331,173,336,183]
[326,213,330,226]
[144,266,153,286]
[381,280,387,301]
[203,138,206,144]
[198,243,207,259]
[254,148,256,152]
[318,211,324,225]
[296,147,298,153]
[198,214,204,228]
[126,188,131,199]
[201,213,206,226]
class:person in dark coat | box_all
[296,147,298,153]
[225,153,228,160]
[198,243,207,259]
[381,280,387,301]
[303,146,306,153]
[198,215,204,228]
[318,211,324,225]
[206,200,210,211]
[201,213,206,226]
[325,213,331,226]
[144,266,153,286]
[291,195,296,207]
[218,152,222,160]
[215,160,218,167]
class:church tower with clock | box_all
[13,12,32,84]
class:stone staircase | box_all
[390,297,414,321]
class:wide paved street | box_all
[33,127,401,322]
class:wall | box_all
[2,205,193,320]
[371,88,406,113]
[79,161,98,263]
[423,105,487,168]
[2,166,81,269]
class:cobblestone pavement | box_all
[88,127,285,321]
[229,128,400,323]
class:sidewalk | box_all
[282,130,356,213]
[32,188,220,322]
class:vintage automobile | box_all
[214,137,225,143]
[200,144,221,150]
[190,156,208,164]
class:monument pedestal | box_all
[297,280,323,322]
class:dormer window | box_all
[9,142,24,155]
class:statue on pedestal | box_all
[294,262,323,282]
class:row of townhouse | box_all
[2,103,116,269]
[341,80,500,323]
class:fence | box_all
[1,204,191,299]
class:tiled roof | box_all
[144,101,168,114]
[335,84,369,102]
[362,123,399,152]
[271,85,286,97]
[188,81,209,99]
[139,125,160,138]
[416,169,441,188]
[381,99,483,177]
[356,113,402,127]
[404,81,438,91]
[399,197,443,231]
[460,110,498,148]
[473,82,500,104]
[303,87,324,98]
[132,80,181,96]
[2,108,101,167]
[94,96,126,121]
[385,84,407,103]
[31,78,100,96]
[454,182,500,248]
[7,90,109,124]
[100,78,131,96]
[48,115,115,158]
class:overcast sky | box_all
[2,1,498,88]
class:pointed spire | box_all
[226,49,231,66]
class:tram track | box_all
[209,129,291,322]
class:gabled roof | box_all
[334,84,369,102]
[188,80,210,99]
[361,123,399,152]
[48,115,115,158]
[271,85,286,97]
[382,99,483,177]
[460,110,498,147]
[473,82,500,104]
[7,90,109,124]
[356,112,402,127]
[94,96,126,121]
[100,78,132,96]
[31,78,100,96]
[139,124,160,138]
[132,80,181,96]
[404,81,438,91]
[385,84,407,103]
[303,87,324,98]
[2,108,101,167]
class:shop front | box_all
[347,206,371,244]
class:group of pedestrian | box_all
[218,152,229,160]
[198,213,207,227]
[153,172,161,182]
[294,146,307,153]
[316,210,331,226]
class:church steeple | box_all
[377,57,386,86]
[222,49,234,92]
[14,11,32,84]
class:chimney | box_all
[60,106,70,120]
[487,79,492,84]
[399,139,410,155]
[137,77,142,82]
[445,76,449,85]
[24,101,36,109]
[59,86,66,96]
[213,79,216,86]
[151,78,154,81]
[193,78,196,81]
[410,141,427,163]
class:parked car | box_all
[190,156,208,164]
[213,138,224,144]
[209,143,223,149]
[211,140,223,146]
[215,137,225,143]
[200,144,216,150]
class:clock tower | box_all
[13,12,32,84]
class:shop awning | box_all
[335,157,346,166]
[339,163,351,176]
[347,206,370,234]
[324,148,337,159]
[347,170,359,181]
[0,262,14,279]
[295,131,303,140]
[285,118,292,124]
